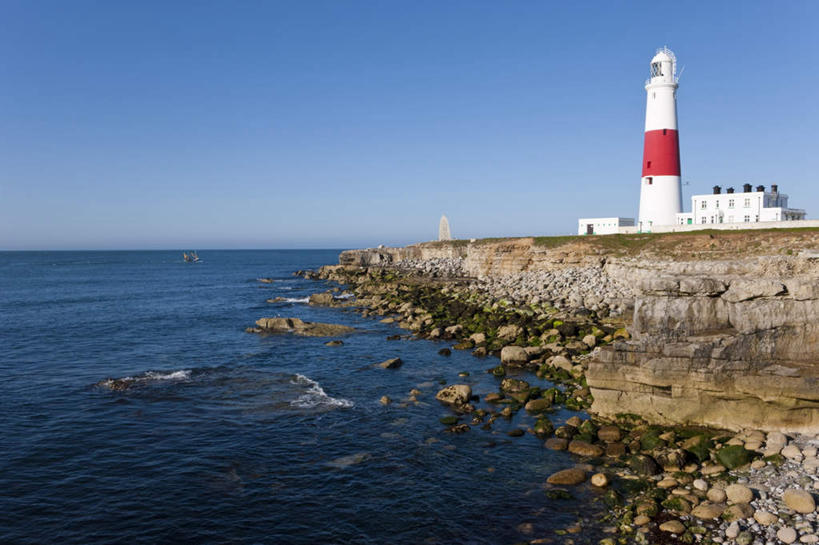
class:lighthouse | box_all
[637,47,682,232]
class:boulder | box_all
[658,520,685,534]
[628,454,660,476]
[582,334,597,348]
[753,510,777,525]
[255,317,355,337]
[782,489,816,513]
[308,292,335,306]
[435,385,472,406]
[590,473,609,487]
[377,358,403,369]
[500,346,529,365]
[725,484,753,504]
[722,503,753,521]
[544,438,568,451]
[549,355,573,372]
[716,445,754,469]
[524,398,552,413]
[469,332,486,345]
[691,503,725,520]
[500,378,529,392]
[546,468,586,486]
[597,425,622,443]
[777,527,798,544]
[497,324,523,341]
[568,440,604,457]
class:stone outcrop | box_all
[251,317,355,337]
[588,259,819,433]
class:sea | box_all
[0,250,604,544]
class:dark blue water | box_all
[0,251,602,544]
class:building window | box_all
[744,198,751,207]
[701,217,707,224]
[715,201,720,208]
[755,215,759,222]
[645,177,653,185]
[728,199,735,208]
[663,129,667,135]
[744,215,750,222]
[700,201,707,210]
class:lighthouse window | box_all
[651,62,662,77]
[663,129,667,135]
[646,161,652,169]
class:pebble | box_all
[777,527,798,544]
[784,489,816,514]
[708,487,728,503]
[753,510,777,525]
[725,522,740,538]
[801,535,819,544]
[658,477,678,489]
[693,478,708,491]
[659,520,685,534]
[590,473,609,487]
[726,483,754,504]
[633,515,650,526]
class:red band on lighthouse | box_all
[641,129,680,177]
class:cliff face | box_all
[588,260,819,433]
[339,231,819,432]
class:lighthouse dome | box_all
[651,48,675,64]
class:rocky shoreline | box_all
[286,256,819,545]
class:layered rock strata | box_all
[588,260,819,433]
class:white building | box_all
[578,217,635,236]
[675,184,805,226]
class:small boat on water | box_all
[183,251,201,263]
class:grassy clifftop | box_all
[418,227,819,260]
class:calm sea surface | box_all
[0,250,603,544]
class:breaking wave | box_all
[96,369,192,390]
[290,374,354,409]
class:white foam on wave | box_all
[290,374,354,409]
[143,370,192,381]
[283,297,309,303]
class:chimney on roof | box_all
[713,185,721,194]
[771,184,778,193]
[727,187,735,194]
[756,185,765,192]
[743,183,752,192]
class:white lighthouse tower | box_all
[637,47,682,232]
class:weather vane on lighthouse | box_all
[637,46,683,232]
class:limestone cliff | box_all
[339,230,819,432]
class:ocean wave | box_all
[96,369,192,391]
[290,374,354,409]
[285,297,309,303]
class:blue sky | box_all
[1,1,817,249]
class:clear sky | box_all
[1,1,817,250]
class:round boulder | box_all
[435,384,472,406]
[783,489,816,514]
[546,467,586,486]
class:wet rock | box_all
[524,398,552,413]
[546,468,586,485]
[716,445,754,469]
[497,324,523,341]
[590,473,609,487]
[438,348,451,356]
[377,358,403,369]
[254,317,355,337]
[380,395,391,405]
[435,385,472,406]
[544,438,568,451]
[471,347,487,357]
[628,454,660,476]
[308,292,335,305]
[325,340,344,346]
[568,440,604,457]
[500,346,528,365]
[597,425,622,443]
[500,378,530,392]
[605,442,626,458]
